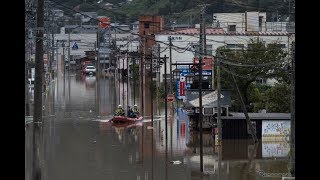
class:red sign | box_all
[167,94,175,102]
[98,17,110,28]
[193,57,213,70]
[179,81,185,96]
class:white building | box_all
[45,31,140,70]
[213,12,267,32]
[213,11,294,33]
[155,28,294,85]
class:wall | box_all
[213,13,245,32]
[213,12,267,32]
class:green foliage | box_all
[54,0,290,24]
[265,82,290,112]
[157,85,165,99]
[217,38,288,112]
[248,85,262,103]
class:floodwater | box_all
[25,71,291,180]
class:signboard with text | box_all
[176,68,191,100]
[193,57,213,70]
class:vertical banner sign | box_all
[179,76,186,96]
[176,68,190,100]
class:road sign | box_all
[99,47,110,54]
[98,17,110,28]
[167,94,175,102]
[72,42,78,50]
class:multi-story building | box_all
[213,11,295,33]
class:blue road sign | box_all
[72,42,79,50]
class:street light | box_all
[173,69,181,80]
[185,74,194,84]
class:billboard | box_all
[193,56,213,70]
[262,120,290,141]
[176,68,191,100]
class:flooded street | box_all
[25,71,291,180]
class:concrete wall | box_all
[213,12,267,32]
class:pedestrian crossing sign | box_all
[72,42,78,50]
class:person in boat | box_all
[133,104,139,117]
[127,106,135,118]
[115,105,125,116]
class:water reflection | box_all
[25,72,291,180]
[84,75,96,89]
[112,122,143,143]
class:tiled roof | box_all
[160,28,290,36]
[222,113,291,120]
[164,28,225,35]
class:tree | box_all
[217,38,288,112]
[265,82,290,112]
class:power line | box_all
[50,0,292,49]
[48,0,292,69]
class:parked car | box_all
[84,65,96,75]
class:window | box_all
[255,78,266,84]
[144,23,149,29]
[259,16,263,31]
[267,44,286,49]
[227,44,236,49]
[228,25,236,32]
[203,108,214,115]
[227,44,244,49]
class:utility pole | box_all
[157,44,161,100]
[122,54,125,107]
[34,0,44,122]
[164,55,168,143]
[290,41,295,176]
[68,33,70,72]
[62,42,66,98]
[199,8,205,172]
[46,31,51,83]
[217,56,222,145]
[226,61,258,142]
[51,15,55,80]
[97,31,100,80]
[33,0,44,180]
[140,36,146,116]
[62,42,65,78]
[151,50,154,124]
[169,36,173,94]
[133,55,136,106]
[127,46,129,108]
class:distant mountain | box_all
[53,0,294,24]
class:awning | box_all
[185,89,231,108]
